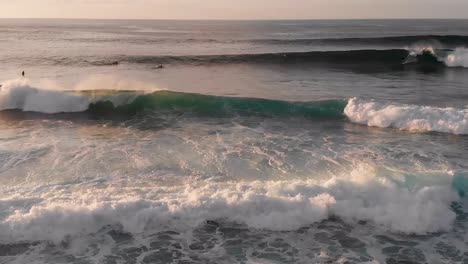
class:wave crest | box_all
[0,80,89,114]
[345,98,468,134]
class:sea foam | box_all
[0,165,458,243]
[0,79,89,114]
[445,48,468,68]
[345,98,468,134]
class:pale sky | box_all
[0,0,467,20]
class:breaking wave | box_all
[1,80,468,135]
[0,165,459,244]
[345,98,468,135]
[0,80,347,118]
[445,48,468,67]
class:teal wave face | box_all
[453,173,468,198]
[87,91,348,119]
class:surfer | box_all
[22,71,25,77]
[155,65,164,69]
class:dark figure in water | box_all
[22,71,25,77]
[155,65,164,69]
[416,50,441,65]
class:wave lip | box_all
[345,98,468,135]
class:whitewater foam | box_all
[0,77,161,114]
[0,164,459,244]
[445,48,468,68]
[345,98,468,134]
[0,79,89,114]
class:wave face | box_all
[87,91,347,119]
[0,80,347,118]
[345,98,468,135]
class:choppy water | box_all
[0,19,468,264]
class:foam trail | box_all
[445,48,468,67]
[0,79,89,114]
[345,98,468,134]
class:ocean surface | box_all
[0,19,468,264]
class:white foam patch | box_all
[345,98,468,134]
[0,77,159,114]
[0,79,89,114]
[0,165,458,243]
[445,48,468,68]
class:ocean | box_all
[0,19,467,264]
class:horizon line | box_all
[0,17,468,21]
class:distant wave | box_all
[22,49,410,67]
[12,48,468,68]
[120,49,409,66]
[248,35,468,48]
[62,35,468,47]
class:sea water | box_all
[0,19,468,264]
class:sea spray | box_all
[0,79,89,114]
[445,48,468,67]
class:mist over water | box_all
[1,19,468,264]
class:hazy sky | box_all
[0,0,467,19]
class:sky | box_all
[0,0,467,20]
